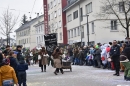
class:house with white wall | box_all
[63,0,128,46]
[15,15,44,50]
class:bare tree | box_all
[98,0,130,37]
[0,8,19,45]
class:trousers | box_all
[3,80,14,86]
[18,71,26,86]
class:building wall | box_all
[65,0,127,45]
[48,0,67,44]
[16,16,44,50]
[34,22,45,48]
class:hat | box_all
[95,45,99,49]
[17,45,22,49]
[120,55,129,62]
[2,58,10,65]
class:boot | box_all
[54,71,57,75]
[124,76,126,80]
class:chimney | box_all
[37,13,39,18]
[30,17,32,21]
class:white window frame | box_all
[86,2,92,14]
[111,20,117,30]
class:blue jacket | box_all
[9,57,18,71]
[17,60,28,72]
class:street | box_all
[26,65,130,86]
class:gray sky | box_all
[0,0,43,39]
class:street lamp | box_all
[83,15,89,46]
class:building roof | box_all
[34,21,44,27]
[15,15,43,32]
[63,0,80,12]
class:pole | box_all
[78,3,82,47]
[87,15,89,46]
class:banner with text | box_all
[43,0,49,34]
[44,33,57,56]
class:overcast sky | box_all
[0,0,43,39]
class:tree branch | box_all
[107,0,126,29]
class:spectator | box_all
[120,54,130,81]
[16,45,23,62]
[110,40,120,76]
[0,58,19,86]
[0,53,4,67]
[67,45,73,63]
[17,58,28,86]
[9,51,18,77]
[93,45,102,68]
[3,45,11,57]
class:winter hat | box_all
[120,55,129,62]
[2,58,10,65]
[95,45,99,49]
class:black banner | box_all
[44,33,57,56]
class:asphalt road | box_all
[26,65,130,86]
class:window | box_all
[27,38,28,43]
[39,36,40,42]
[71,29,73,38]
[68,30,70,39]
[58,8,61,16]
[119,2,124,12]
[54,11,57,18]
[60,32,62,40]
[54,0,56,7]
[74,28,76,37]
[67,14,72,22]
[78,27,80,36]
[59,21,62,28]
[73,10,78,19]
[51,2,53,9]
[92,22,94,33]
[80,8,83,21]
[111,20,117,30]
[37,37,38,43]
[86,2,92,14]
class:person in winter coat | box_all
[3,45,11,57]
[0,58,19,86]
[52,48,64,75]
[101,44,110,69]
[93,45,102,68]
[0,53,4,67]
[9,51,18,78]
[110,40,120,76]
[39,47,48,72]
[120,43,127,72]
[16,45,23,62]
[120,55,130,81]
[17,58,28,86]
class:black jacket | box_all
[110,45,120,59]
[124,47,130,61]
[16,50,23,61]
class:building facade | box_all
[34,21,45,48]
[47,0,68,45]
[63,0,128,46]
[15,15,44,50]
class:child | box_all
[17,58,28,86]
[0,58,19,86]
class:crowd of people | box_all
[0,39,130,86]
[67,40,130,81]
